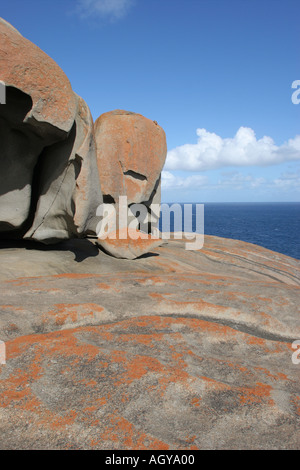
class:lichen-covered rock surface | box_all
[0,18,102,243]
[94,109,166,242]
[0,235,299,450]
[0,18,167,259]
[94,110,166,206]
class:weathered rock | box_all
[0,18,76,135]
[0,235,299,449]
[0,19,166,259]
[97,227,164,259]
[0,18,103,243]
[94,110,166,205]
[0,18,298,448]
[24,95,103,243]
[94,110,166,242]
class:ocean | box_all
[159,202,300,260]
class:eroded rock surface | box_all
[0,19,166,260]
[94,110,166,205]
[97,227,164,260]
[0,236,299,449]
[0,17,299,451]
[94,110,167,238]
[0,18,102,243]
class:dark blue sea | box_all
[159,202,300,260]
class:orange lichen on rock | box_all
[97,227,163,259]
[0,311,300,449]
[41,303,104,327]
[94,110,167,205]
[0,18,76,132]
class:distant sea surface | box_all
[159,202,300,260]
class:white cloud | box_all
[162,170,265,191]
[162,169,300,193]
[165,127,300,171]
[217,172,266,190]
[273,169,300,190]
[162,171,208,189]
[76,0,134,20]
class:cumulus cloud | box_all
[161,168,300,194]
[162,171,208,189]
[272,169,300,190]
[76,0,134,20]
[162,170,266,192]
[165,127,300,171]
[217,172,266,190]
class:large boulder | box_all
[0,18,167,259]
[94,110,166,205]
[0,18,76,135]
[94,110,167,237]
[24,95,103,243]
[0,18,103,243]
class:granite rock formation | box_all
[94,109,166,208]
[93,109,167,258]
[0,18,103,244]
[97,227,164,260]
[0,18,166,258]
[0,235,299,449]
[94,110,166,254]
[1,17,299,451]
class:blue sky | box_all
[1,0,299,202]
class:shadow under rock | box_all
[136,252,160,259]
[96,243,160,260]
[0,238,100,263]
